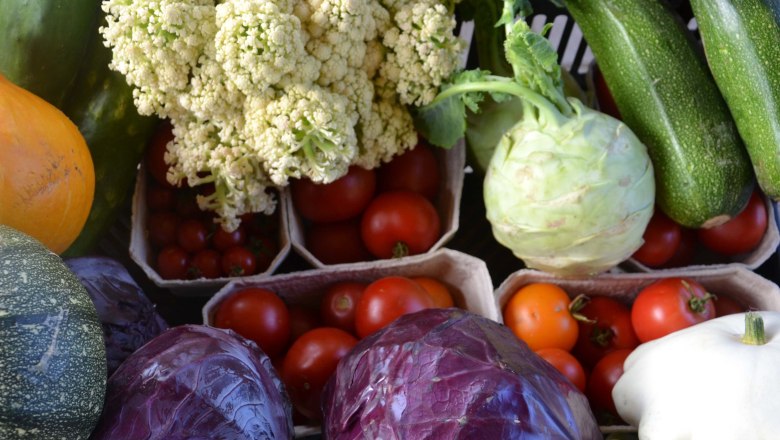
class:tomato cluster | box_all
[213,275,456,423]
[503,279,746,422]
[144,122,279,280]
[291,141,443,264]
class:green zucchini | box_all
[690,0,780,200]
[565,0,755,228]
[0,0,99,107]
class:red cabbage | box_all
[322,308,601,439]
[90,325,294,440]
[65,256,168,376]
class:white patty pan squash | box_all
[612,311,780,440]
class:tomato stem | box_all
[569,294,596,323]
[741,311,766,346]
[683,280,715,314]
[392,241,410,258]
[590,327,614,348]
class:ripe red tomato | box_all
[288,306,322,342]
[714,295,746,317]
[146,184,175,212]
[305,219,373,265]
[213,287,291,358]
[632,209,681,267]
[176,218,209,253]
[572,296,639,368]
[157,245,190,280]
[376,142,440,200]
[147,211,180,249]
[502,283,579,352]
[212,224,246,251]
[698,190,767,256]
[659,226,697,268]
[631,277,716,343]
[290,165,376,223]
[535,348,587,393]
[411,276,455,308]
[320,282,366,335]
[174,189,201,219]
[248,235,278,273]
[145,120,176,188]
[586,348,632,420]
[281,327,358,421]
[220,246,257,277]
[188,249,222,279]
[593,64,621,120]
[360,191,441,259]
[355,276,435,338]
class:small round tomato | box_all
[411,276,455,308]
[174,189,201,219]
[586,348,632,420]
[281,327,358,421]
[377,142,440,200]
[220,246,257,277]
[288,306,322,342]
[535,347,587,393]
[176,218,209,253]
[188,249,222,279]
[698,190,767,256]
[360,191,441,259]
[147,211,180,249]
[145,120,176,188]
[355,276,435,338]
[157,245,190,280]
[320,282,366,334]
[305,219,373,265]
[146,184,176,212]
[212,224,246,252]
[572,296,639,368]
[502,283,578,352]
[659,227,698,268]
[290,165,376,223]
[632,209,681,267]
[248,235,278,273]
[213,287,291,358]
[631,277,716,343]
[714,295,746,317]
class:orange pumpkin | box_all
[0,74,95,254]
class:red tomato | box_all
[631,277,716,343]
[290,165,376,223]
[355,276,435,338]
[176,218,209,253]
[156,245,190,280]
[188,249,222,279]
[535,348,587,393]
[305,219,373,265]
[145,120,176,188]
[146,184,175,212]
[213,287,291,358]
[659,226,697,268]
[147,211,180,249]
[502,283,579,352]
[248,235,278,273]
[593,64,621,120]
[320,282,366,335]
[212,224,246,252]
[698,190,767,256]
[174,189,201,219]
[288,306,322,342]
[220,246,257,277]
[360,191,441,259]
[632,209,681,267]
[573,296,639,368]
[281,327,358,421]
[714,295,746,317]
[586,348,632,420]
[377,142,440,200]
[411,276,455,308]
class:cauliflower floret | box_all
[354,95,418,169]
[101,0,217,117]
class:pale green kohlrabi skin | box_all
[484,99,655,277]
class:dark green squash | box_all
[0,225,106,439]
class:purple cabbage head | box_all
[322,308,601,439]
[90,324,294,440]
[65,256,168,376]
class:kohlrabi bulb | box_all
[484,99,655,277]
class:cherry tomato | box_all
[586,348,632,420]
[288,306,322,342]
[145,120,176,188]
[377,142,440,200]
[632,209,681,267]
[360,191,441,259]
[212,224,246,252]
[220,246,257,277]
[631,277,716,343]
[248,235,278,273]
[146,184,176,212]
[411,276,455,308]
[241,212,278,237]
[320,282,366,335]
[175,189,202,219]
[355,276,435,338]
[714,295,746,317]
[535,347,587,393]
[213,287,291,358]
[659,226,697,268]
[147,211,180,249]
[502,283,579,352]
[593,64,621,120]
[176,218,209,253]
[188,249,222,279]
[290,165,376,223]
[157,245,190,280]
[698,190,767,256]
[281,327,358,421]
[305,219,373,265]
[572,296,639,368]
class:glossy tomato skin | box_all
[631,277,716,343]
[360,190,441,259]
[213,287,291,358]
[320,282,366,334]
[188,249,222,279]
[281,327,358,421]
[573,296,639,368]
[535,347,587,393]
[659,226,697,268]
[354,276,435,338]
[502,283,578,352]
[632,209,681,267]
[145,120,176,188]
[220,246,257,277]
[586,348,632,420]
[376,142,440,200]
[291,165,376,223]
[212,224,246,252]
[176,218,209,253]
[288,306,322,342]
[412,276,455,308]
[157,245,190,280]
[305,219,373,265]
[147,211,180,248]
[698,190,767,256]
